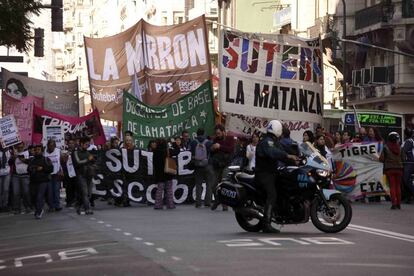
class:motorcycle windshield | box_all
[299,142,331,171]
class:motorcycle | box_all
[215,142,352,233]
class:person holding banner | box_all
[28,144,54,219]
[61,139,78,208]
[0,145,11,212]
[44,140,63,212]
[73,137,95,215]
[210,124,235,212]
[380,132,404,210]
[153,138,175,210]
[10,142,32,215]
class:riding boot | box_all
[262,204,280,233]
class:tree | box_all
[0,0,42,53]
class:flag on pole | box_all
[132,73,142,101]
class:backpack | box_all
[194,140,209,167]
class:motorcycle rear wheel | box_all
[235,211,263,232]
[310,194,352,233]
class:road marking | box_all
[171,256,182,261]
[123,232,131,236]
[246,248,283,250]
[97,221,104,224]
[144,242,154,246]
[156,248,166,253]
[217,239,263,247]
[325,262,414,269]
[349,224,414,243]
[114,228,122,232]
[90,218,96,220]
[105,224,112,227]
[188,265,201,272]
[134,237,143,241]
[218,237,354,248]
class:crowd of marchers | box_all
[0,123,413,220]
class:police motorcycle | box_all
[215,142,352,233]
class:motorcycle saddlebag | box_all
[216,181,247,207]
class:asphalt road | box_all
[1,201,413,276]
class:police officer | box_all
[255,120,299,233]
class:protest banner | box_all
[1,92,43,145]
[32,106,106,145]
[84,15,211,120]
[123,81,215,148]
[225,113,314,142]
[2,68,79,116]
[92,149,202,204]
[331,142,387,200]
[219,30,323,124]
[42,125,65,149]
[0,115,21,148]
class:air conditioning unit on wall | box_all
[375,86,384,97]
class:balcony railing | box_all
[355,2,394,30]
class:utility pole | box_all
[342,0,347,109]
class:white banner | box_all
[0,115,21,148]
[225,113,313,142]
[42,125,65,149]
[332,142,387,200]
[219,30,323,123]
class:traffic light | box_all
[51,0,63,32]
[34,28,44,57]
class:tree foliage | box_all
[0,0,42,53]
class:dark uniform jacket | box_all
[255,134,288,173]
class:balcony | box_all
[205,7,218,18]
[55,58,64,69]
[63,19,74,30]
[355,2,394,30]
[65,41,75,49]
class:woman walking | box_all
[153,139,175,210]
[380,132,404,209]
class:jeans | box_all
[0,174,11,208]
[47,175,61,209]
[12,175,31,211]
[78,175,92,211]
[194,165,215,206]
[403,163,414,196]
[35,182,48,215]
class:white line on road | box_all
[325,262,414,269]
[90,218,96,220]
[114,228,122,232]
[97,221,104,224]
[134,237,143,241]
[105,224,112,227]
[246,248,283,250]
[188,265,201,272]
[144,242,154,246]
[123,232,131,236]
[349,224,414,243]
[171,256,182,261]
[156,248,166,253]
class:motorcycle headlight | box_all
[316,169,329,178]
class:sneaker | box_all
[55,207,63,212]
[20,210,26,215]
[195,203,201,208]
[390,205,397,210]
[210,202,219,211]
[85,210,94,215]
[35,209,44,219]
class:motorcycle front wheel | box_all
[310,194,352,233]
[235,211,263,232]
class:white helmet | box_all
[266,120,283,137]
